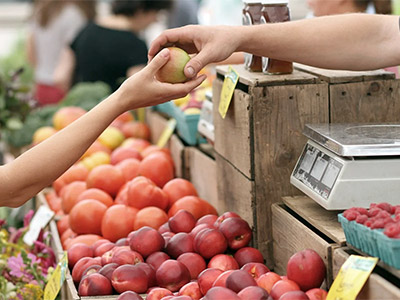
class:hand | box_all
[148,25,241,79]
[116,48,207,111]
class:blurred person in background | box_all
[27,0,96,106]
[54,0,172,93]
[167,0,199,28]
[306,0,398,76]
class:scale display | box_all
[292,143,343,201]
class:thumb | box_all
[184,48,212,78]
[146,48,170,74]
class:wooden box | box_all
[213,65,329,265]
[332,247,400,299]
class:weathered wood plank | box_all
[169,134,184,178]
[282,196,346,246]
[213,79,254,179]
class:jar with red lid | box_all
[260,0,293,74]
[242,0,263,72]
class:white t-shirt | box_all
[31,4,87,85]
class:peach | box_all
[279,290,309,300]
[237,286,269,300]
[179,281,202,300]
[194,228,227,259]
[111,249,144,266]
[168,209,196,233]
[166,233,194,259]
[146,287,173,300]
[241,262,270,280]
[146,251,171,271]
[286,249,326,292]
[156,260,191,292]
[214,212,241,228]
[81,264,102,278]
[204,287,241,300]
[94,242,115,257]
[136,262,157,288]
[156,47,190,83]
[72,257,99,283]
[219,217,252,250]
[270,279,300,300]
[212,270,235,288]
[129,226,165,258]
[257,272,281,294]
[78,273,112,296]
[208,254,239,272]
[117,291,144,300]
[112,264,148,294]
[177,252,206,279]
[306,288,328,300]
[98,263,119,281]
[197,268,223,295]
[234,247,264,267]
[67,243,94,269]
[121,121,151,140]
[111,146,142,165]
[226,270,257,293]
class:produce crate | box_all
[154,102,205,145]
[213,65,329,266]
[332,247,400,299]
[339,213,400,269]
[213,64,400,267]
[271,202,337,286]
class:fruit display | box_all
[339,202,400,268]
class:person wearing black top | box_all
[55,0,172,92]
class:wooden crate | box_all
[271,203,336,286]
[184,146,219,213]
[213,64,329,266]
[332,247,400,299]
[295,64,400,123]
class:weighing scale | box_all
[290,123,400,210]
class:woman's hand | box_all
[117,47,207,111]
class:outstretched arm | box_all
[149,14,400,77]
[0,48,206,208]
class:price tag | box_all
[157,118,177,148]
[44,251,68,300]
[23,205,54,246]
[219,66,239,119]
[327,255,378,300]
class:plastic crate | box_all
[339,213,400,269]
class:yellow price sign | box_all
[44,251,68,300]
[157,118,177,148]
[219,66,239,119]
[327,255,378,300]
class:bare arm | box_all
[149,14,400,77]
[0,48,206,208]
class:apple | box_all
[204,287,241,300]
[129,226,165,258]
[146,287,173,300]
[111,249,144,266]
[286,249,326,291]
[178,281,202,300]
[111,264,148,294]
[177,252,206,279]
[241,262,270,280]
[67,243,94,269]
[194,228,228,259]
[270,279,300,300]
[196,214,218,227]
[256,272,281,294]
[226,270,257,293]
[117,291,144,300]
[156,47,190,83]
[169,209,196,233]
[165,232,194,259]
[197,268,223,295]
[156,259,191,292]
[305,288,328,300]
[146,251,171,271]
[234,247,264,267]
[219,217,252,250]
[208,254,239,272]
[98,263,119,281]
[279,290,310,300]
[237,286,269,300]
[78,273,112,296]
[136,262,157,288]
[214,212,241,228]
[212,270,235,288]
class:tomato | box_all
[134,206,169,230]
[127,176,169,210]
[163,178,198,208]
[138,152,174,188]
[57,215,70,236]
[61,181,87,214]
[86,164,125,197]
[77,188,113,207]
[168,196,217,220]
[101,204,138,242]
[65,234,104,250]
[69,200,107,235]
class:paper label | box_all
[157,118,177,148]
[44,251,68,300]
[327,255,378,300]
[23,205,54,246]
[219,66,239,119]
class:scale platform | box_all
[290,124,400,210]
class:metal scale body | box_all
[290,124,400,210]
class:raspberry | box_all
[384,223,400,238]
[355,214,368,224]
[364,220,373,228]
[376,210,391,219]
[394,206,400,215]
[368,207,381,218]
[395,214,400,222]
[354,207,368,215]
[344,210,359,221]
[377,202,392,213]
[369,203,378,209]
[371,219,385,229]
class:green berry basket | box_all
[338,213,400,269]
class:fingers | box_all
[167,74,207,99]
[148,28,181,61]
[145,48,170,74]
[184,48,213,79]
